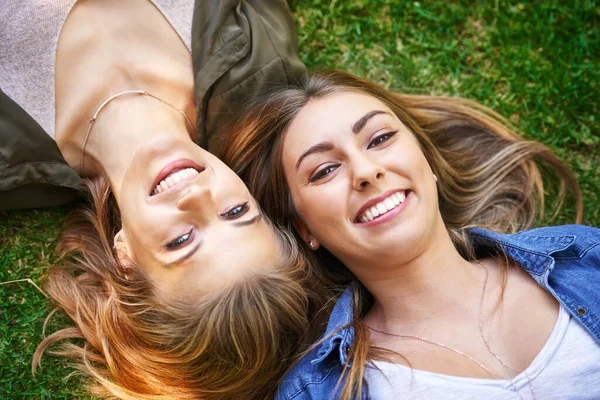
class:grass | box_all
[1,1,598,397]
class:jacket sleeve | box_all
[191,0,306,157]
[0,89,82,211]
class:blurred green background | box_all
[1,1,598,398]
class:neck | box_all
[81,95,194,186]
[355,223,485,331]
[54,0,196,174]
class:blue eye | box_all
[367,131,397,149]
[166,230,192,250]
[309,164,340,182]
[222,202,249,219]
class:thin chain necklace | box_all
[80,90,194,175]
[364,261,536,399]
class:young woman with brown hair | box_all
[1,1,327,398]
[223,70,600,399]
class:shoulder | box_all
[514,224,600,239]
[275,345,341,400]
[514,225,600,258]
[469,224,600,257]
[276,288,355,399]
[470,224,600,240]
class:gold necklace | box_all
[364,261,536,399]
[80,90,194,175]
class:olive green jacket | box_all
[0,0,305,211]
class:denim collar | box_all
[311,226,580,365]
[311,287,355,365]
[468,226,576,275]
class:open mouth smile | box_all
[150,159,205,196]
[354,190,410,224]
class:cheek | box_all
[282,158,348,233]
[294,184,348,235]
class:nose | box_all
[351,152,385,191]
[176,184,214,220]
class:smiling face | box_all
[282,91,445,269]
[115,133,282,300]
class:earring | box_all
[113,231,125,249]
[308,239,315,250]
[433,174,438,182]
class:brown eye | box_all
[309,164,340,182]
[367,131,397,149]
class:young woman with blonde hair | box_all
[1,1,327,398]
[224,70,600,399]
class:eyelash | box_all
[309,165,339,182]
[222,202,249,219]
[165,202,250,250]
[367,130,398,149]
[309,131,398,182]
[166,230,192,250]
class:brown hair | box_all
[33,177,326,400]
[222,69,583,399]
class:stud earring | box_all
[308,239,315,250]
[433,174,438,182]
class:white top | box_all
[0,0,194,139]
[366,306,600,399]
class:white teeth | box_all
[152,168,200,195]
[398,192,406,202]
[358,191,408,223]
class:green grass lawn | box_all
[1,1,598,398]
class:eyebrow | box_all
[164,241,203,268]
[295,141,334,171]
[233,213,262,227]
[295,110,392,171]
[351,110,392,133]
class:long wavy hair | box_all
[222,69,583,399]
[33,177,327,400]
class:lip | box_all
[353,189,410,225]
[150,158,205,196]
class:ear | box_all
[292,219,320,250]
[113,229,133,280]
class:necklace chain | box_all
[80,90,194,175]
[366,327,500,378]
[364,261,536,399]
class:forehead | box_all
[287,91,394,136]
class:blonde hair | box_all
[33,178,326,400]
[222,69,583,399]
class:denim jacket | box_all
[276,225,600,400]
